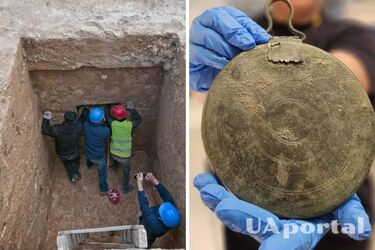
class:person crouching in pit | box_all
[136,172,181,248]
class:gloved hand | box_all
[194,173,371,250]
[126,101,135,110]
[136,172,145,191]
[43,111,53,120]
[78,105,89,114]
[145,172,160,186]
[190,6,271,92]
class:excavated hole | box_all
[1,35,184,249]
[29,66,163,249]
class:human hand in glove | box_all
[43,111,53,120]
[126,101,135,110]
[136,172,145,192]
[190,6,271,92]
[145,173,160,186]
[194,173,371,250]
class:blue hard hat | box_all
[89,108,104,123]
[158,202,180,228]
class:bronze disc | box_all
[202,37,375,219]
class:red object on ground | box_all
[108,188,120,204]
[111,105,127,120]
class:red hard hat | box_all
[108,188,120,204]
[111,105,127,120]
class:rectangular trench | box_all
[0,35,185,249]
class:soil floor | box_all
[42,151,157,250]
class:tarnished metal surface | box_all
[267,37,304,63]
[202,37,375,218]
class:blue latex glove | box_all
[190,6,271,92]
[194,173,371,250]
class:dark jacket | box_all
[138,183,175,248]
[41,110,88,160]
[83,120,110,160]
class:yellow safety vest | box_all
[110,120,132,158]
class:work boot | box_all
[87,159,94,169]
[122,185,135,194]
[100,189,109,196]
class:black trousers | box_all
[111,154,131,190]
[61,157,80,179]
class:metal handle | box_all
[265,0,306,40]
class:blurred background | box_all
[189,0,375,250]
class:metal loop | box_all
[265,0,306,40]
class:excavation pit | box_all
[0,35,185,249]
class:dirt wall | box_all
[24,35,180,71]
[0,0,185,248]
[152,49,185,248]
[29,66,163,149]
[0,43,53,249]
[0,34,185,249]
